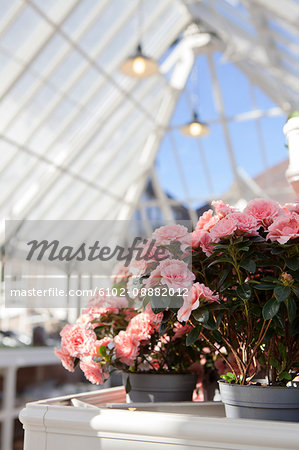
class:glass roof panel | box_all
[0,0,297,231]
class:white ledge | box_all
[20,387,299,450]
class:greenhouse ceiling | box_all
[0,0,299,243]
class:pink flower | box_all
[177,283,219,322]
[172,322,193,339]
[76,312,95,325]
[114,331,140,366]
[129,258,148,276]
[212,200,236,217]
[267,214,299,244]
[80,358,106,385]
[210,215,238,240]
[84,294,129,315]
[144,303,163,326]
[244,198,284,228]
[160,259,195,290]
[55,347,75,372]
[152,224,189,245]
[112,263,130,283]
[97,337,112,348]
[145,259,172,288]
[196,209,220,231]
[229,212,259,236]
[195,283,220,303]
[60,323,97,358]
[192,229,214,256]
[283,202,299,215]
[126,313,153,341]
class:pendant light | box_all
[120,1,158,78]
[180,55,210,138]
[181,112,210,137]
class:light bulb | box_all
[132,56,146,74]
[189,122,202,136]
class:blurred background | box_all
[0,0,298,448]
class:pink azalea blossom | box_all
[84,294,129,315]
[80,357,106,385]
[60,323,97,358]
[283,202,299,215]
[177,283,219,322]
[172,322,193,339]
[212,200,236,217]
[97,337,112,348]
[152,224,189,245]
[159,259,195,290]
[126,313,153,341]
[267,214,299,244]
[192,229,214,256]
[229,212,259,236]
[196,283,220,303]
[55,347,75,372]
[112,263,130,284]
[144,303,163,327]
[196,209,220,231]
[210,215,238,241]
[128,258,148,277]
[145,259,171,288]
[114,331,140,366]
[244,198,284,228]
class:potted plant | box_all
[184,199,299,421]
[132,200,299,420]
[55,228,213,402]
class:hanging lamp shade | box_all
[180,112,210,137]
[120,44,159,78]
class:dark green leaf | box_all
[125,375,131,393]
[253,282,275,290]
[279,371,292,381]
[220,372,236,383]
[212,330,222,342]
[150,295,170,313]
[274,286,291,302]
[263,297,280,320]
[203,312,223,330]
[286,296,297,322]
[186,326,201,346]
[269,357,280,370]
[285,258,299,271]
[193,309,209,324]
[292,271,299,282]
[93,326,104,334]
[159,320,168,335]
[168,294,184,310]
[238,246,249,252]
[208,258,233,268]
[217,268,231,290]
[271,247,285,255]
[240,259,256,273]
[98,345,107,357]
[236,284,252,300]
[290,318,299,336]
[292,285,299,297]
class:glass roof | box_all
[0,0,298,244]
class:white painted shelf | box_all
[0,347,58,450]
[20,386,299,450]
